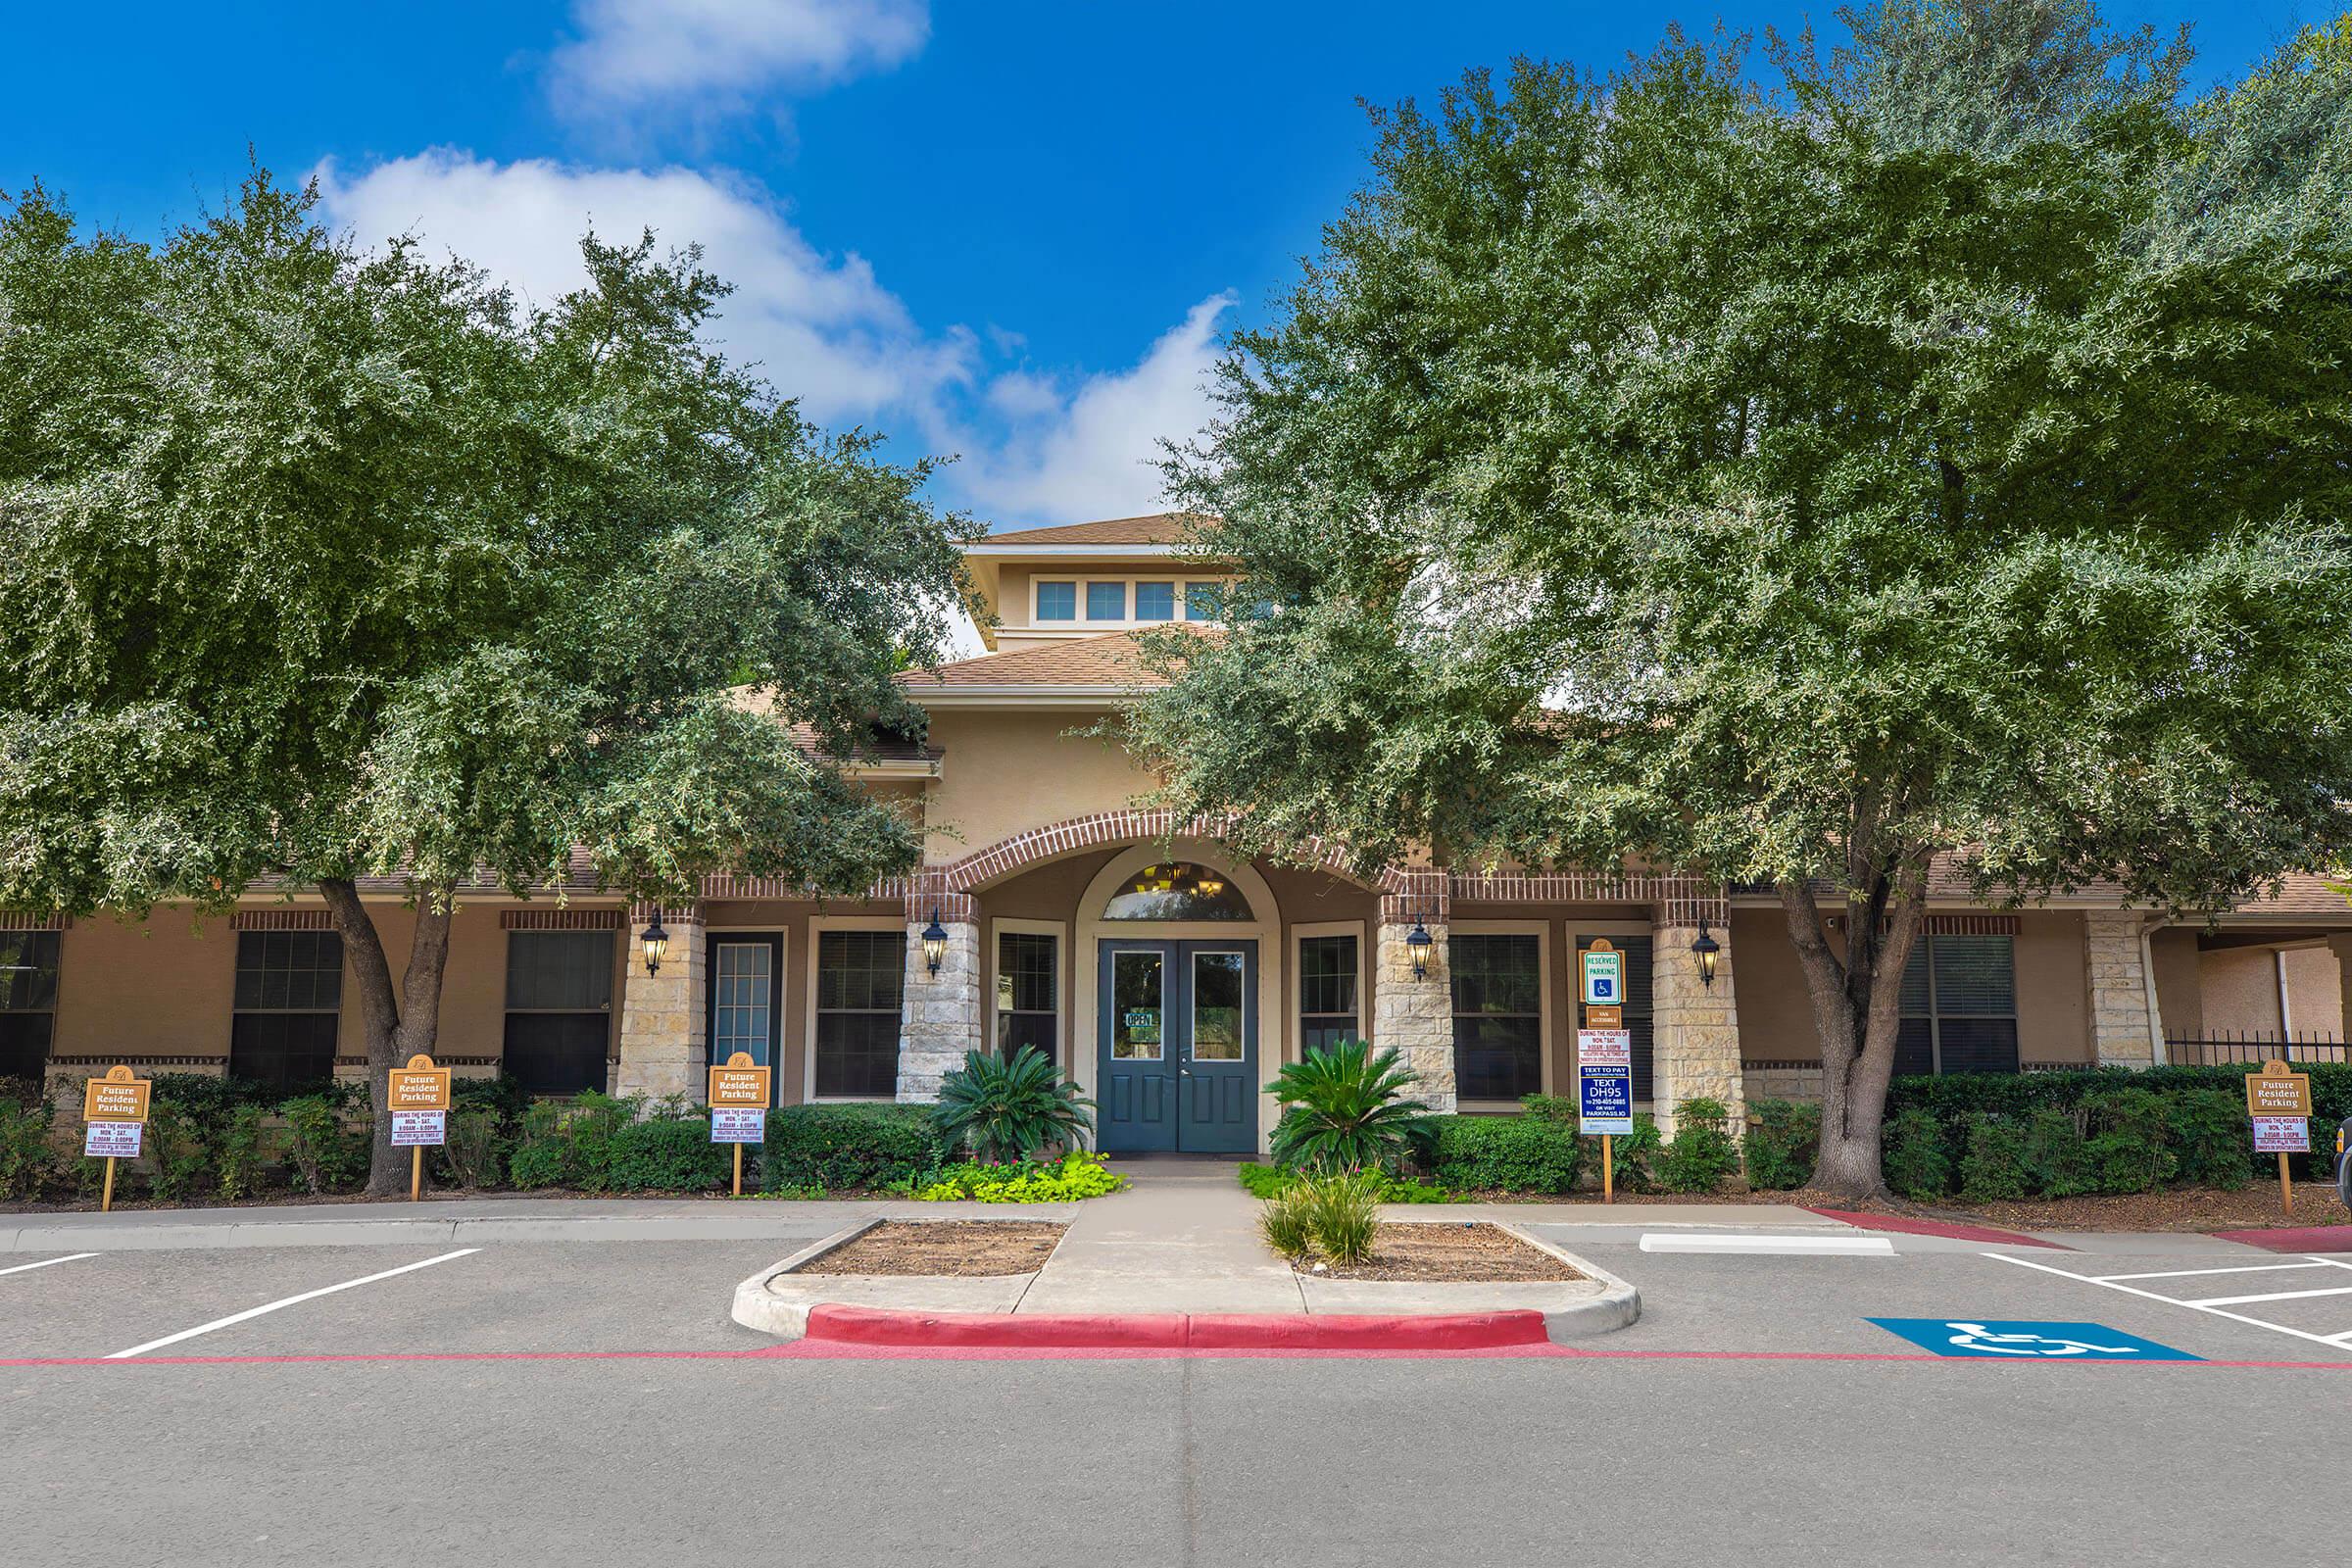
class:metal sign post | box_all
[81,1065,152,1213]
[708,1051,773,1197]
[1579,944,1634,1204]
[2245,1060,2313,1217]
[387,1054,453,1201]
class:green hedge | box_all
[1428,1114,1583,1194]
[757,1103,949,1195]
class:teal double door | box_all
[1097,939,1256,1153]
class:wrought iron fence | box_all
[2164,1035,2351,1066]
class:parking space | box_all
[1988,1250,2352,1354]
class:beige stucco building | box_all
[6,514,2349,1149]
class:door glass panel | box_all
[1112,951,1164,1059]
[1192,952,1245,1060]
[713,941,773,1065]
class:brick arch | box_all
[943,809,1391,895]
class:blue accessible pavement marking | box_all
[1868,1318,2202,1361]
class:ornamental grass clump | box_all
[1266,1041,1435,1175]
[1298,1171,1383,1266]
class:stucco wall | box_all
[2281,945,2344,1039]
[921,709,1157,859]
[2200,946,2284,1037]
[53,909,238,1064]
[2148,927,2203,1041]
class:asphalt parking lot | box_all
[5,1229,2349,1566]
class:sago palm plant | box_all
[931,1046,1096,1163]
[1266,1040,1434,1175]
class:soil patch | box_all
[1923,1186,2350,1235]
[797,1219,1065,1277]
[1294,1222,1583,1283]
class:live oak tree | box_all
[1122,2,2352,1195]
[0,172,973,1194]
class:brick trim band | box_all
[500,909,626,931]
[230,909,335,931]
[942,809,1378,894]
[1828,912,2023,937]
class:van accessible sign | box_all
[1577,1029,1635,1135]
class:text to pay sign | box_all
[1869,1319,2200,1361]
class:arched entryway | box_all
[1073,843,1282,1153]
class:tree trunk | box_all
[1781,872,1929,1200]
[319,878,455,1198]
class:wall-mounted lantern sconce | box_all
[1406,914,1434,982]
[921,908,949,975]
[1690,920,1721,989]
[641,911,669,977]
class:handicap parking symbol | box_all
[1869,1318,2201,1361]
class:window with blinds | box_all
[996,931,1057,1063]
[503,931,614,1095]
[1298,934,1360,1053]
[816,930,906,1098]
[1576,933,1655,1102]
[0,932,60,1082]
[1451,933,1544,1102]
[230,931,345,1093]
[1896,935,2019,1075]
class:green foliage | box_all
[1885,1109,1953,1201]
[0,1098,59,1201]
[1743,1100,1821,1191]
[1957,1117,2034,1204]
[142,1100,216,1202]
[603,1115,730,1193]
[280,1096,368,1195]
[506,1103,567,1191]
[2018,1106,2098,1199]
[1428,1114,1582,1195]
[760,1103,948,1194]
[1656,1098,1742,1195]
[1265,1041,1436,1174]
[1120,7,2352,1202]
[2082,1089,2180,1195]
[1583,1115,1663,1195]
[1238,1160,1464,1202]
[450,1075,533,1136]
[1258,1188,1314,1258]
[214,1104,270,1202]
[1238,1161,1294,1198]
[1295,1171,1382,1265]
[433,1107,507,1190]
[2161,1089,2254,1191]
[931,1047,1095,1163]
[913,1150,1124,1202]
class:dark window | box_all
[1576,933,1655,1102]
[1102,862,1253,921]
[1897,935,2019,1075]
[1135,581,1177,621]
[996,930,1058,1062]
[1086,580,1128,620]
[817,930,905,1098]
[1036,581,1076,620]
[1298,934,1359,1054]
[1451,933,1544,1102]
[504,931,613,1095]
[230,931,344,1094]
[1184,582,1221,621]
[0,932,61,1082]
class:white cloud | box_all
[548,0,927,122]
[958,294,1233,526]
[311,150,969,426]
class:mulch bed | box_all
[1922,1186,2350,1235]
[797,1219,1065,1277]
[1295,1222,1584,1283]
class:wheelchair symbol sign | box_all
[1869,1318,2200,1361]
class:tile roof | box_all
[974,513,1207,548]
[724,686,941,761]
[898,630,1176,689]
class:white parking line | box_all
[2188,1285,2352,1308]
[2096,1261,2338,1282]
[105,1250,477,1359]
[1987,1251,2352,1353]
[0,1252,97,1277]
[1640,1233,1894,1255]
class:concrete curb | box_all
[1495,1223,1642,1341]
[730,1219,888,1339]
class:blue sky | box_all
[3,1,2321,531]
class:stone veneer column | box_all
[2084,910,2161,1067]
[1648,900,1745,1139]
[897,879,982,1103]
[1374,872,1453,1112]
[614,904,706,1102]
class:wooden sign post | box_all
[1578,941,1633,1204]
[2245,1059,2313,1217]
[708,1051,773,1197]
[81,1065,152,1213]
[387,1054,453,1202]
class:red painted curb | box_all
[801,1304,1552,1351]
[1805,1208,2068,1249]
[2211,1226,2352,1254]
